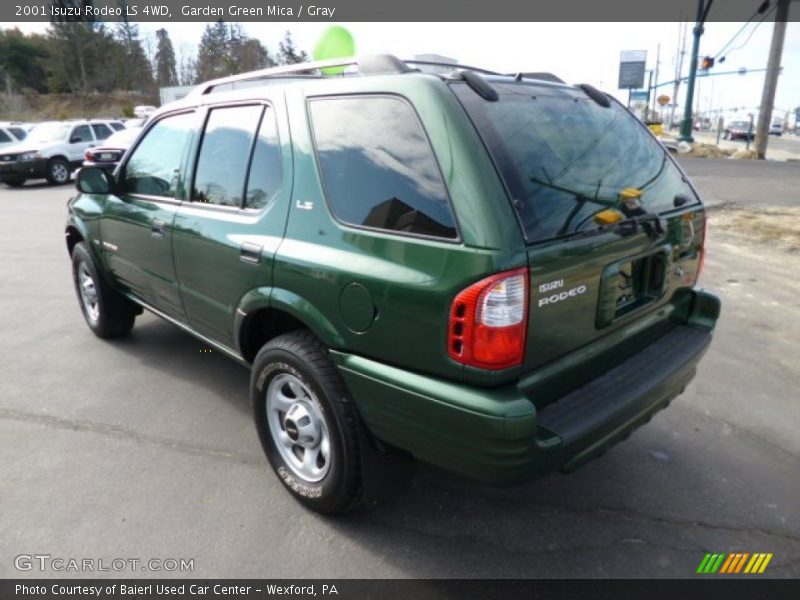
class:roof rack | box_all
[189,54,410,96]
[506,72,565,84]
[188,54,504,97]
[403,60,500,76]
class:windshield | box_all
[452,81,699,243]
[730,121,749,129]
[26,123,71,143]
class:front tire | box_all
[46,157,70,185]
[71,242,137,338]
[252,330,363,514]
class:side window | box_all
[91,123,112,140]
[192,105,262,207]
[9,128,26,140]
[245,107,282,210]
[109,122,125,131]
[0,130,10,143]
[71,125,93,143]
[309,96,457,239]
[122,112,195,198]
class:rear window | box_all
[452,82,699,244]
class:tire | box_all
[71,242,137,338]
[1,176,25,187]
[46,157,70,185]
[252,330,363,514]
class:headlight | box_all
[19,151,40,161]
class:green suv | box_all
[66,55,720,513]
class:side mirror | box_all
[76,167,114,194]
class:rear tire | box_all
[71,242,137,338]
[252,330,364,514]
[1,176,25,187]
[46,157,70,185]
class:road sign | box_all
[657,95,670,106]
[630,91,649,103]
[619,50,647,89]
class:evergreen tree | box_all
[195,21,230,82]
[155,28,178,87]
[277,31,308,65]
[0,28,50,93]
[113,19,155,93]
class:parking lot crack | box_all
[0,406,265,467]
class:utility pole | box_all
[679,0,715,143]
[670,22,688,129]
[651,44,661,121]
[754,0,790,159]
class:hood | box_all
[0,142,45,155]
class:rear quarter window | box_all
[308,95,458,240]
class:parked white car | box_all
[0,119,124,187]
[133,105,157,118]
[0,124,28,150]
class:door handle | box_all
[240,242,263,264]
[151,220,165,237]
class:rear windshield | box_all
[452,81,699,244]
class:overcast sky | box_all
[7,20,800,121]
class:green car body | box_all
[66,57,719,505]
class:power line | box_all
[713,0,774,61]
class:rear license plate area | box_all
[596,251,666,328]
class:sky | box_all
[6,20,800,123]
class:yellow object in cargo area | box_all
[619,188,643,203]
[594,209,625,225]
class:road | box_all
[680,158,800,208]
[687,131,800,161]
[0,166,798,579]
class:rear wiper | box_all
[559,211,665,243]
[614,211,665,240]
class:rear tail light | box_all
[84,149,95,162]
[448,267,528,370]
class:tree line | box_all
[0,3,308,96]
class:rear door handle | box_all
[151,220,165,237]
[240,242,263,264]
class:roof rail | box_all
[506,72,565,84]
[403,60,500,76]
[188,54,413,96]
[187,54,506,97]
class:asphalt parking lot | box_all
[1,161,799,579]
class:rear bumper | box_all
[332,288,720,484]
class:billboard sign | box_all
[619,50,647,89]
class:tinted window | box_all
[9,128,26,140]
[123,112,195,198]
[0,130,10,143]
[309,96,457,239]
[453,82,699,243]
[193,105,262,207]
[109,122,125,131]
[91,123,112,140]
[71,125,93,142]
[245,107,282,210]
